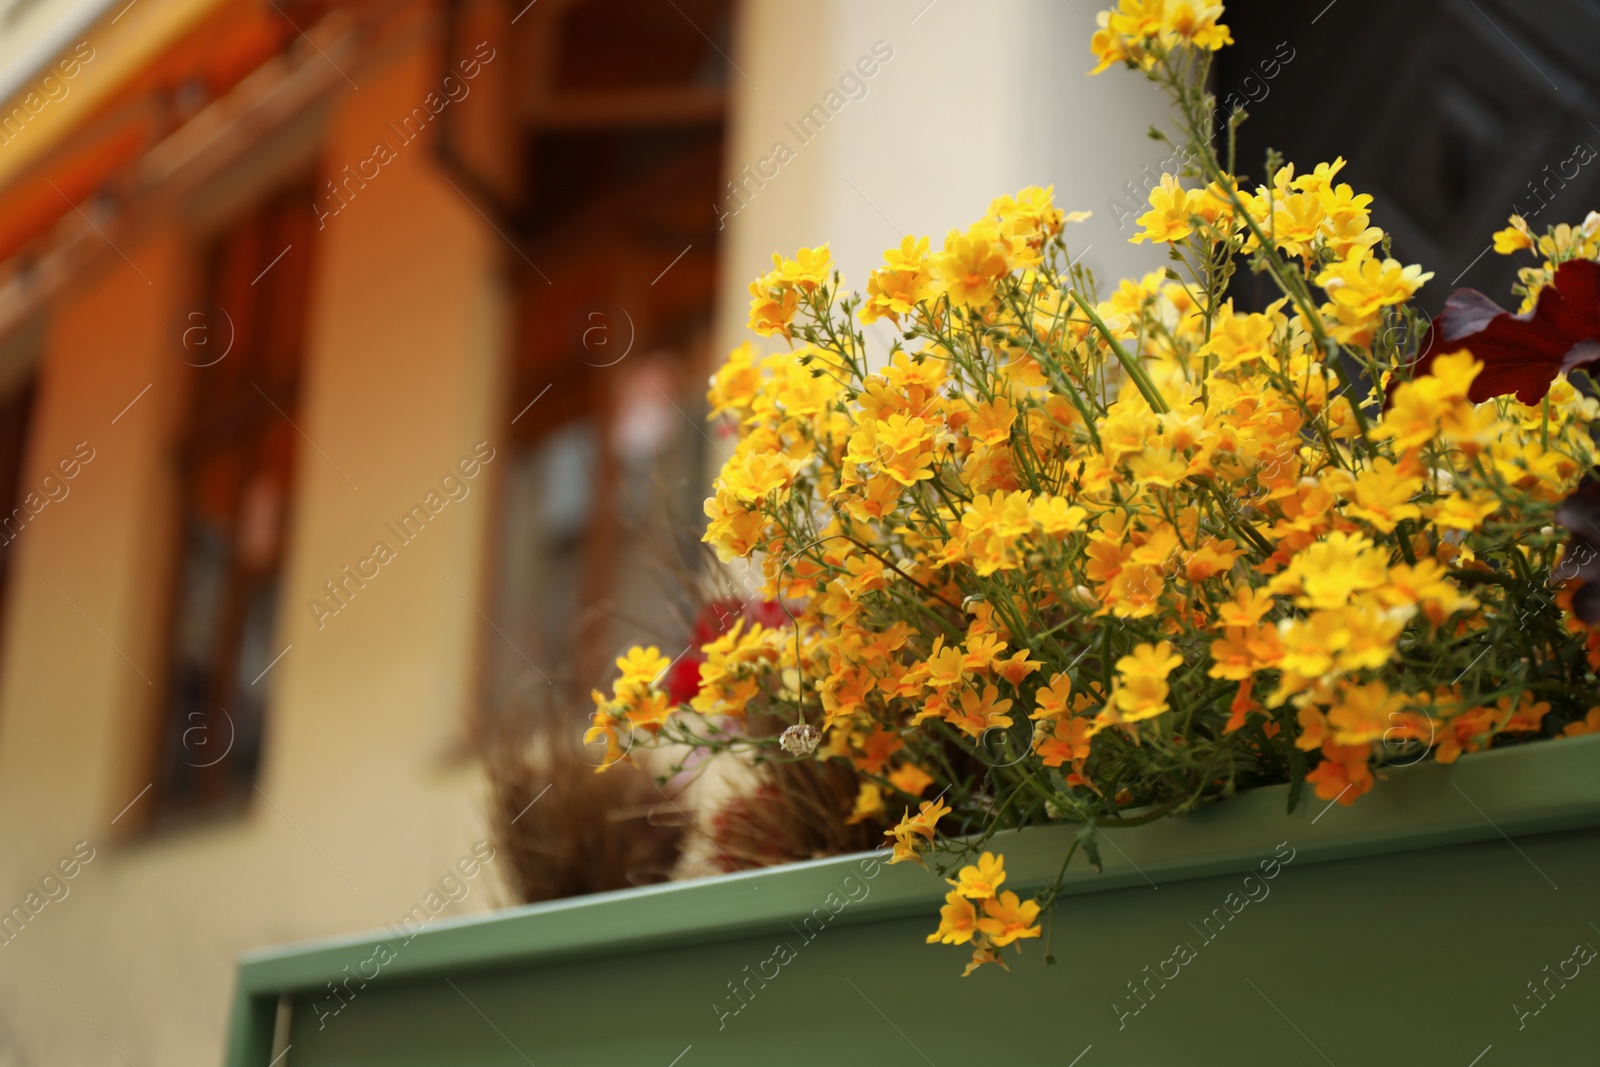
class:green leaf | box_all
[1076,824,1104,874]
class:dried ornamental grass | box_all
[486,741,686,904]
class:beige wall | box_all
[718,0,1173,356]
[0,32,508,1067]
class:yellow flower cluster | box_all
[1493,211,1600,311]
[926,852,1042,975]
[584,646,672,767]
[586,0,1600,973]
[1090,0,1231,75]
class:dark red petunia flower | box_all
[1555,470,1600,625]
[741,598,790,631]
[1412,258,1600,405]
[665,657,704,704]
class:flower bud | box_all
[779,723,821,757]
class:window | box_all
[0,320,40,635]
[484,0,732,722]
[147,180,314,823]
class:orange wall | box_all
[0,27,510,1066]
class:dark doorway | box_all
[1219,0,1600,311]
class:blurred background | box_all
[0,0,1596,1062]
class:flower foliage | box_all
[585,1,1600,973]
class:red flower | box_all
[1412,258,1600,404]
[692,598,743,644]
[742,598,790,630]
[665,657,704,704]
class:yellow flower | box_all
[1332,598,1406,672]
[845,781,886,825]
[1268,191,1327,258]
[1216,584,1277,629]
[1335,457,1423,533]
[1315,249,1432,345]
[1127,446,1190,487]
[1090,0,1227,75]
[1198,304,1277,371]
[1109,641,1182,721]
[615,646,670,690]
[707,341,762,420]
[1116,640,1183,679]
[946,684,1015,738]
[1493,216,1534,254]
[927,890,978,944]
[1325,680,1410,745]
[583,698,629,771]
[1161,1,1230,49]
[863,236,934,325]
[1291,158,1347,196]
[1089,19,1143,75]
[1563,708,1600,737]
[721,450,800,503]
[1269,532,1390,610]
[923,637,970,691]
[886,797,950,865]
[1208,625,1284,681]
[1031,495,1088,536]
[747,275,799,340]
[1031,671,1075,719]
[876,412,937,455]
[771,244,832,291]
[888,762,935,796]
[593,10,1600,939]
[1185,538,1241,581]
[701,489,767,561]
[976,891,1043,947]
[949,851,1007,899]
[1131,174,1202,245]
[1272,612,1347,702]
[968,397,1018,446]
[1378,560,1479,625]
[962,631,1007,673]
[962,937,1010,976]
[935,226,1009,308]
[745,246,830,340]
[989,185,1068,246]
[1034,715,1093,768]
[1428,493,1500,532]
[1375,352,1487,451]
[621,689,673,734]
[845,416,939,487]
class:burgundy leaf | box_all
[1555,470,1600,624]
[1573,582,1600,625]
[1413,258,1600,404]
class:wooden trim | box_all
[525,86,726,129]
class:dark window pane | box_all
[149,180,312,823]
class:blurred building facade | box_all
[0,0,1166,1062]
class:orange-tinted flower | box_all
[1305,739,1373,804]
[976,891,1043,947]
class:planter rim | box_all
[233,734,1600,1000]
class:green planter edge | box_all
[223,733,1600,1065]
